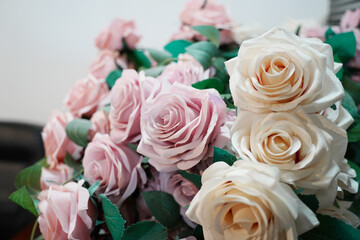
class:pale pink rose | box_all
[110,70,142,143]
[83,134,146,204]
[40,164,74,190]
[160,172,198,228]
[159,172,198,207]
[88,50,118,79]
[180,0,232,30]
[137,83,229,171]
[38,180,97,240]
[64,75,109,118]
[158,54,209,86]
[137,168,197,227]
[340,9,360,32]
[95,19,140,51]
[89,110,110,140]
[300,26,327,41]
[42,111,82,168]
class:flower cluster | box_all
[9,1,360,240]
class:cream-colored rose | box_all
[321,101,353,130]
[231,109,348,208]
[226,27,344,113]
[186,161,318,240]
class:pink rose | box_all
[42,111,82,168]
[110,70,155,143]
[89,50,118,79]
[38,180,97,240]
[64,75,109,118]
[95,19,140,51]
[137,168,198,227]
[300,26,327,41]
[89,110,110,140]
[137,83,229,171]
[158,54,209,86]
[180,0,232,30]
[340,9,360,31]
[159,172,198,207]
[40,164,74,190]
[175,0,234,44]
[83,134,146,204]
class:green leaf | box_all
[37,157,48,168]
[295,25,301,36]
[342,91,360,137]
[192,78,225,93]
[65,119,92,147]
[221,94,236,109]
[212,57,229,84]
[213,146,237,166]
[106,70,122,89]
[342,91,360,121]
[325,27,336,40]
[128,49,151,69]
[100,194,126,240]
[192,25,220,47]
[121,221,167,240]
[348,161,360,183]
[15,163,42,193]
[193,225,204,240]
[325,31,356,63]
[343,76,360,105]
[177,171,202,189]
[88,180,100,196]
[294,188,305,195]
[141,191,180,228]
[64,152,82,171]
[348,123,360,142]
[220,48,239,59]
[147,49,172,64]
[9,186,38,216]
[142,156,149,164]
[186,41,218,69]
[186,41,218,58]
[164,40,193,58]
[300,214,360,239]
[143,66,166,77]
[126,143,138,152]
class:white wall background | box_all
[0,0,329,125]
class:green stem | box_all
[30,218,38,240]
[63,169,84,185]
[201,0,208,9]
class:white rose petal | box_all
[186,161,318,240]
[226,27,344,113]
[231,109,348,208]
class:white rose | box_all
[226,27,343,113]
[321,101,353,130]
[231,109,348,208]
[186,161,318,240]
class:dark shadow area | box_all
[0,122,44,240]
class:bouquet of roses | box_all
[9,0,360,239]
